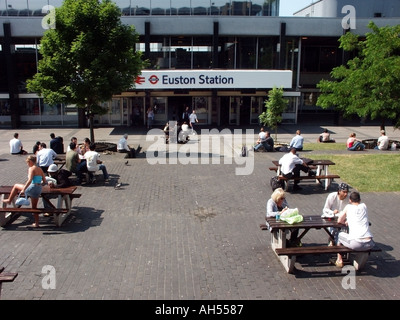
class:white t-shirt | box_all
[10,138,22,154]
[377,135,389,150]
[84,150,101,171]
[258,132,267,142]
[118,137,130,151]
[189,113,197,123]
[344,203,373,241]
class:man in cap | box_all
[322,183,350,246]
[42,164,72,216]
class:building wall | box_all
[295,0,400,18]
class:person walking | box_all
[189,109,198,134]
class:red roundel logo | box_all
[148,75,159,85]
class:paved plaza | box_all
[0,124,399,302]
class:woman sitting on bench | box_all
[2,155,47,228]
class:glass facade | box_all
[0,1,279,16]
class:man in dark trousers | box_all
[42,163,72,216]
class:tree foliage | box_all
[259,87,288,140]
[27,0,146,141]
[317,21,400,129]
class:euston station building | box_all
[0,0,399,128]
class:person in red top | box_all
[347,133,365,151]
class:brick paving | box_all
[0,125,399,301]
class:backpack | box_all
[270,176,284,191]
[241,145,247,157]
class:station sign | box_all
[133,70,292,90]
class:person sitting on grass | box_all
[318,128,336,143]
[347,133,365,151]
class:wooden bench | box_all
[275,245,382,271]
[0,186,82,227]
[0,208,70,227]
[275,245,382,256]
[278,174,340,191]
[0,267,18,299]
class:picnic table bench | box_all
[0,267,18,299]
[0,185,81,227]
[260,216,381,273]
[271,160,340,191]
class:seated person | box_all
[65,142,89,184]
[289,130,304,151]
[42,164,72,215]
[266,188,300,246]
[347,133,365,151]
[117,133,136,158]
[84,143,110,183]
[254,128,274,152]
[321,183,349,246]
[332,191,375,268]
[278,147,316,191]
[50,133,64,154]
[374,130,389,150]
[318,128,336,143]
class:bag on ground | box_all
[270,176,284,191]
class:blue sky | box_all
[279,0,314,16]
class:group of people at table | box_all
[266,183,375,268]
[4,133,110,227]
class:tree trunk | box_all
[89,114,95,143]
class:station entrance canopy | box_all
[133,70,292,90]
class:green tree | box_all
[317,21,400,129]
[259,87,288,141]
[27,0,145,142]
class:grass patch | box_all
[303,142,347,151]
[310,154,400,192]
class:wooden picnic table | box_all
[0,185,81,227]
[260,215,381,273]
[271,159,339,190]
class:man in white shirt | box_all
[375,130,389,150]
[117,133,136,158]
[279,147,315,191]
[322,183,349,245]
[84,143,109,182]
[36,142,57,173]
[9,132,27,155]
